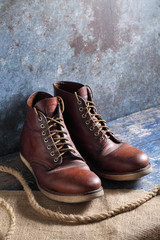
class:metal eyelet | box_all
[38,117,42,121]
[85,120,90,125]
[89,126,94,131]
[100,136,105,141]
[79,107,83,112]
[44,138,48,143]
[77,101,82,105]
[40,124,45,129]
[50,151,54,156]
[54,158,59,162]
[82,114,86,118]
[47,145,51,150]
[42,131,46,136]
[94,132,99,136]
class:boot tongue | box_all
[77,86,89,101]
[34,97,58,117]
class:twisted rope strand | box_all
[0,197,15,240]
[0,165,160,239]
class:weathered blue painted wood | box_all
[107,106,160,148]
[0,106,160,191]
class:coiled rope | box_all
[0,165,160,240]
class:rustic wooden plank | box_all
[0,106,159,191]
[0,152,37,190]
[107,106,160,148]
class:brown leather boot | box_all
[54,81,152,181]
[20,91,103,203]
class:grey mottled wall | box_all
[0,0,160,156]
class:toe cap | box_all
[132,151,149,169]
[81,170,102,193]
[35,164,102,194]
[100,143,150,173]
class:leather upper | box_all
[20,91,101,194]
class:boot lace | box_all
[75,86,113,140]
[34,97,76,162]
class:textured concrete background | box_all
[0,0,160,156]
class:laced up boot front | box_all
[20,91,103,202]
[54,81,152,181]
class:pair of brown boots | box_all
[20,81,152,203]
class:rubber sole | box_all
[88,163,152,181]
[19,153,104,203]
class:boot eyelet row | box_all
[40,124,45,129]
[77,101,82,105]
[49,149,59,162]
[47,145,51,150]
[90,126,95,131]
[100,136,105,141]
[94,132,99,136]
[82,114,86,118]
[85,120,90,125]
[42,131,46,136]
[44,138,48,143]
[79,107,83,111]
[38,117,43,121]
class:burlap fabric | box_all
[0,190,160,240]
